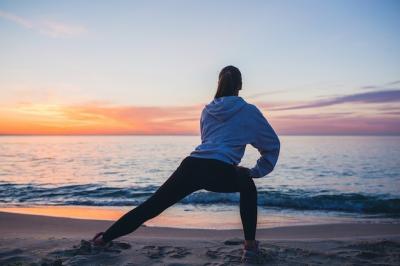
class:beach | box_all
[0,211,399,265]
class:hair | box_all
[214,65,242,99]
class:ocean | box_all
[0,135,399,229]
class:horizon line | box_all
[1,134,399,137]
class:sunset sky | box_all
[0,0,399,135]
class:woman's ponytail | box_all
[214,65,242,99]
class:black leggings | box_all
[102,156,258,242]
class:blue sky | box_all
[0,0,399,135]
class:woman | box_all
[92,65,280,263]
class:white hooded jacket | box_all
[190,96,280,178]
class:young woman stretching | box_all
[92,65,280,263]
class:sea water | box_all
[0,135,399,228]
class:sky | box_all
[0,0,399,135]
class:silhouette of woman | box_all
[91,65,280,262]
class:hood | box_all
[205,96,247,122]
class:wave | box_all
[183,191,400,215]
[0,183,399,215]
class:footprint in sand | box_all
[42,239,132,265]
[223,238,243,246]
[141,245,191,259]
[207,241,275,265]
[75,239,131,253]
[333,240,400,265]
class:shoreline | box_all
[0,211,399,265]
[1,204,398,231]
[1,211,399,240]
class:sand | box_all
[0,211,399,265]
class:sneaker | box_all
[91,232,112,248]
[241,240,262,264]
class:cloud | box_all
[269,90,400,111]
[245,90,287,100]
[383,111,400,116]
[0,10,33,28]
[269,113,400,135]
[361,79,400,90]
[0,10,86,38]
[274,112,354,120]
[38,20,86,38]
[0,102,202,135]
[385,80,400,86]
[360,85,379,90]
[59,102,203,134]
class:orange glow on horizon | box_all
[0,102,201,135]
[0,101,398,135]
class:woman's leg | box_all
[102,159,200,242]
[237,176,258,241]
[200,160,258,241]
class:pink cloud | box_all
[0,10,86,38]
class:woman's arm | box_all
[249,107,280,178]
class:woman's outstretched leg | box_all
[101,163,199,242]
